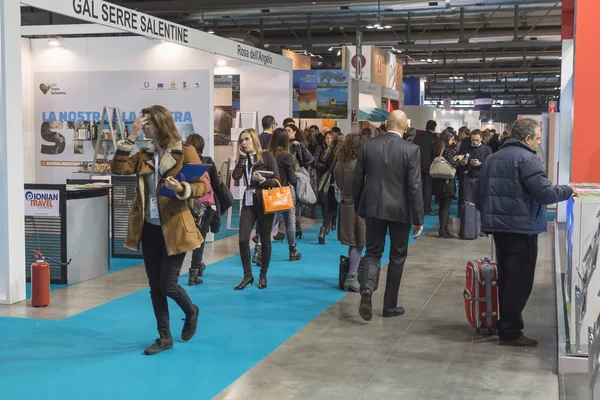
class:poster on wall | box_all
[24,189,60,217]
[343,46,372,82]
[34,70,210,184]
[293,70,348,119]
[214,74,240,145]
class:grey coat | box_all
[334,160,366,246]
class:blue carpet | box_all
[3,215,439,400]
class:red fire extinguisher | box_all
[30,250,51,307]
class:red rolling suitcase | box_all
[463,239,499,334]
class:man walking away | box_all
[259,115,277,150]
[412,120,437,215]
[353,110,424,321]
[475,118,572,346]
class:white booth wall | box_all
[21,36,214,183]
[213,59,292,169]
[404,105,437,131]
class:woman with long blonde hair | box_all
[111,105,207,355]
[231,128,281,290]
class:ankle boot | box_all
[234,275,254,290]
[318,227,326,245]
[198,262,207,277]
[258,269,268,289]
[188,269,203,286]
[289,245,302,261]
[252,244,262,266]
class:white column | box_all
[557,40,574,223]
[0,0,25,304]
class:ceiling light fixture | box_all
[426,58,432,63]
[374,23,381,28]
[328,47,333,51]
[468,88,472,91]
[47,37,63,47]
[217,60,227,66]
[421,59,427,62]
[337,50,342,56]
[377,26,384,30]
[384,25,392,29]
[366,25,374,29]
[207,29,215,34]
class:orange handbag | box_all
[262,179,294,214]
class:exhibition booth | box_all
[0,0,292,302]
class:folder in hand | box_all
[158,163,211,198]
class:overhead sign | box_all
[20,0,291,71]
[24,189,60,217]
[548,100,558,113]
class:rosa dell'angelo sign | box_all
[24,190,60,217]
[72,0,189,44]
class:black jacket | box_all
[432,146,460,198]
[290,140,315,169]
[232,152,281,208]
[475,139,572,235]
[353,132,424,225]
[412,130,437,173]
[259,132,272,150]
[275,152,297,187]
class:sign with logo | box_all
[443,98,452,111]
[548,100,557,113]
[39,81,67,96]
[24,189,60,217]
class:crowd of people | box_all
[112,105,572,354]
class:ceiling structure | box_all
[21,0,563,109]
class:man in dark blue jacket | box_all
[475,118,572,346]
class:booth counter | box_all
[24,183,110,284]
[565,184,600,354]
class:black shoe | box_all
[439,229,455,239]
[258,275,268,289]
[234,275,254,290]
[359,292,372,321]
[331,220,336,232]
[273,232,285,242]
[252,245,262,266]
[188,269,203,286]
[181,305,200,341]
[498,335,538,347]
[318,227,326,245]
[198,262,207,277]
[144,338,174,355]
[427,211,438,216]
[296,231,303,239]
[289,245,302,261]
[383,307,406,317]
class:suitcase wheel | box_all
[487,327,497,336]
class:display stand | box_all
[90,106,125,178]
[226,111,258,231]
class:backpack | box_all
[195,156,215,206]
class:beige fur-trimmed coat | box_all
[111,139,209,256]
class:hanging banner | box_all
[34,70,210,184]
[293,70,349,119]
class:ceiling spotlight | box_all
[384,25,392,29]
[207,29,215,34]
[377,26,384,30]
[328,47,333,51]
[337,50,342,56]
[468,88,472,91]
[47,37,63,47]
[433,59,439,63]
[426,58,432,63]
[374,23,381,28]
[217,59,227,66]
[559,56,563,60]
[556,74,560,78]
[459,109,464,114]
[366,25,374,29]
[421,59,427,62]
[489,120,494,124]
[468,109,473,114]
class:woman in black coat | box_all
[232,129,280,290]
[314,131,339,244]
[432,130,464,238]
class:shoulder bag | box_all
[430,149,456,180]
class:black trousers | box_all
[457,175,464,216]
[360,218,411,310]
[239,204,275,276]
[320,185,339,230]
[438,195,454,232]
[141,222,196,339]
[190,206,216,270]
[421,172,433,213]
[493,232,539,340]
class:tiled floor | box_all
[216,220,560,400]
[0,217,561,399]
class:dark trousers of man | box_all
[493,232,539,340]
[190,206,217,271]
[360,218,411,310]
[421,172,433,214]
[141,222,196,340]
[457,174,465,217]
[239,204,275,276]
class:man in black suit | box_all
[258,115,277,150]
[353,110,425,321]
[412,120,437,215]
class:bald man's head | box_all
[387,110,409,133]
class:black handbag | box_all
[185,201,205,230]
